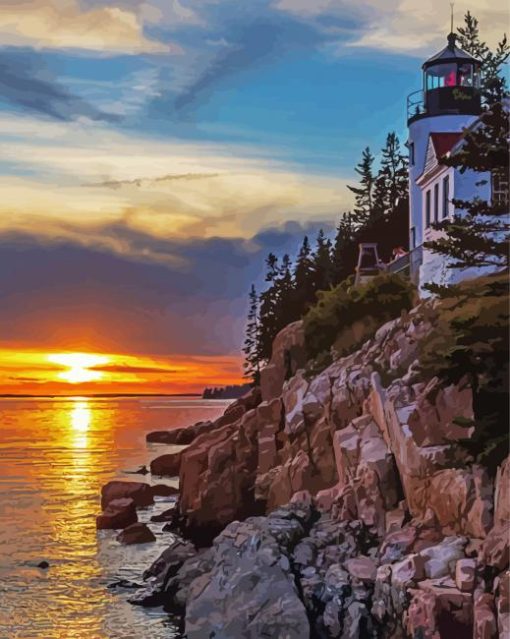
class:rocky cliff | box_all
[135,298,509,638]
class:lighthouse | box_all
[407,30,482,254]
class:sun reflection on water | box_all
[70,399,91,449]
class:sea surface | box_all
[0,396,230,639]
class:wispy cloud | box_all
[0,0,175,54]
[0,50,120,122]
[275,0,509,54]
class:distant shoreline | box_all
[0,393,203,399]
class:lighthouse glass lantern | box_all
[422,33,482,117]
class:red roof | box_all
[430,132,463,159]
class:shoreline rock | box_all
[125,306,508,636]
[97,497,137,530]
[117,522,156,545]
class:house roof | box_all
[430,132,464,160]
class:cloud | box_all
[92,364,179,374]
[274,0,509,55]
[0,222,332,358]
[0,50,120,121]
[88,173,222,189]
[0,0,174,54]
[172,13,321,113]
[0,114,352,256]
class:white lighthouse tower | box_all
[407,28,482,256]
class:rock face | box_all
[96,497,137,530]
[260,320,306,402]
[117,522,156,545]
[101,481,154,510]
[150,451,182,477]
[131,301,508,636]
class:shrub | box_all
[419,272,509,470]
[303,273,416,361]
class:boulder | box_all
[96,497,137,530]
[101,480,154,509]
[497,570,510,637]
[344,556,376,583]
[130,536,198,607]
[405,578,473,639]
[474,593,498,639]
[184,516,310,639]
[150,451,182,477]
[117,522,156,545]
[481,521,510,571]
[391,553,426,588]
[495,456,510,525]
[420,537,467,579]
[150,506,176,522]
[455,558,476,592]
[151,484,179,498]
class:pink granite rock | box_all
[96,497,137,530]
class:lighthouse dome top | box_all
[422,33,481,70]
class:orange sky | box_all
[0,348,245,396]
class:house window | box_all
[492,170,509,206]
[425,190,431,227]
[409,142,415,166]
[442,175,450,218]
[434,183,439,223]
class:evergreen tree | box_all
[313,229,333,292]
[373,133,408,215]
[331,212,360,284]
[242,284,261,384]
[425,101,509,271]
[347,147,375,221]
[258,253,280,360]
[274,254,295,329]
[457,11,510,104]
[293,235,316,313]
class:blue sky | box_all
[0,0,506,388]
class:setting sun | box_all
[47,353,109,384]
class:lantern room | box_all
[422,33,482,117]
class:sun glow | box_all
[47,353,109,384]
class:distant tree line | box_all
[203,384,253,400]
[243,131,409,383]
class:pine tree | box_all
[242,284,261,384]
[332,211,360,284]
[274,254,295,329]
[347,147,375,221]
[293,235,316,313]
[258,253,280,360]
[457,11,510,104]
[313,229,333,292]
[425,101,509,271]
[373,133,408,216]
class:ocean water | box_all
[0,396,230,639]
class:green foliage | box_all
[347,147,375,220]
[425,100,509,273]
[303,273,415,361]
[242,284,261,384]
[457,11,510,104]
[419,273,509,469]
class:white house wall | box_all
[408,113,478,249]
[419,166,496,296]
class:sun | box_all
[48,353,109,384]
